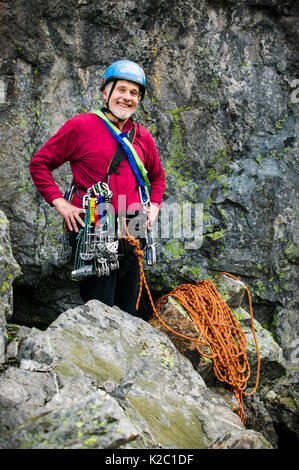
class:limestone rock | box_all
[0,210,21,320]
[149,297,202,371]
[232,307,286,386]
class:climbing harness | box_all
[92,109,156,266]
[123,233,260,426]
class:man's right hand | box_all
[52,198,85,233]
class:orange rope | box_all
[125,232,260,425]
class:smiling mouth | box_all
[117,102,131,108]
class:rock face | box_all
[0,0,297,361]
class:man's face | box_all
[103,80,140,121]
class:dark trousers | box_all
[79,240,141,315]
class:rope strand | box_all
[124,232,260,425]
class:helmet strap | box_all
[107,79,118,106]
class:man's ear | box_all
[102,89,108,103]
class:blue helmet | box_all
[101,60,146,100]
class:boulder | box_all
[276,308,299,365]
[232,307,286,386]
[0,389,138,449]
[214,274,246,308]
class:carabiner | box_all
[138,186,151,212]
[82,194,90,213]
[146,244,157,266]
[145,226,156,265]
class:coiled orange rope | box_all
[125,232,260,425]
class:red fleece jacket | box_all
[29,113,165,214]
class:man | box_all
[30,60,165,315]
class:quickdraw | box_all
[138,185,157,266]
[71,181,119,281]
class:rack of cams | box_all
[71,182,119,281]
